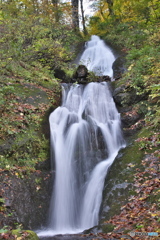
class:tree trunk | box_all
[106,0,114,16]
[71,0,79,30]
[80,0,87,35]
[51,0,60,22]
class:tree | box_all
[80,0,87,34]
[71,0,79,30]
[106,0,114,16]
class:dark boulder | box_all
[72,65,111,84]
[113,84,149,109]
[54,68,66,81]
[74,65,88,78]
[72,65,89,84]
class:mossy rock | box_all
[12,229,39,239]
[101,223,115,233]
[100,128,146,225]
[25,230,40,240]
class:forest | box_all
[0,0,160,239]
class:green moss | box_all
[138,127,152,138]
[12,229,22,237]
[35,177,42,184]
[25,230,39,240]
[1,124,49,169]
[101,129,147,224]
[101,223,115,233]
[111,78,127,89]
[11,229,39,239]
[108,138,144,185]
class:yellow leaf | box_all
[151,213,159,217]
[139,197,147,201]
[128,63,134,71]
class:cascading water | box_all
[79,35,115,77]
[38,36,126,238]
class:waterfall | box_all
[38,36,125,238]
[79,35,115,77]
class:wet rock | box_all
[101,75,111,82]
[112,81,149,134]
[72,65,89,84]
[113,56,126,80]
[39,234,100,240]
[41,106,57,140]
[75,65,88,78]
[99,140,143,229]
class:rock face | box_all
[112,57,126,80]
[0,170,52,230]
[112,83,148,131]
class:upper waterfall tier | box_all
[79,35,115,77]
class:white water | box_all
[79,35,115,77]
[38,36,125,238]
